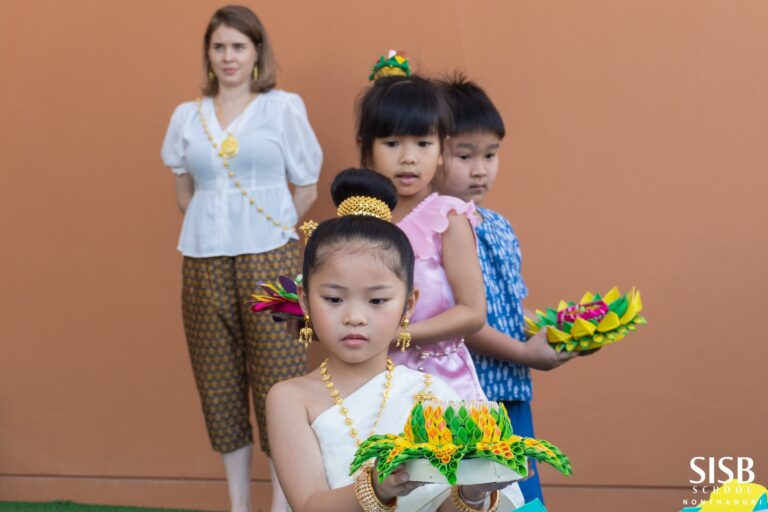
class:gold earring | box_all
[208,68,215,81]
[396,318,411,351]
[252,66,259,81]
[298,314,313,348]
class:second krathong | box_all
[524,287,646,353]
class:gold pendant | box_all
[219,134,239,159]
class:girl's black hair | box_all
[439,74,505,139]
[357,75,452,167]
[302,168,415,295]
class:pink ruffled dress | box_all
[391,193,488,401]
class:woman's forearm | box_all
[174,174,195,214]
[293,183,318,220]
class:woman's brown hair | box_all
[201,5,276,96]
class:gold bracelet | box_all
[450,486,500,512]
[354,460,398,512]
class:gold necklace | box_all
[196,98,295,234]
[320,358,394,446]
[218,128,240,159]
[213,97,252,159]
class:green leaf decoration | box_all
[522,439,573,476]
[609,296,628,317]
[471,425,483,443]
[490,406,501,425]
[498,404,513,438]
[350,401,573,484]
[410,404,428,443]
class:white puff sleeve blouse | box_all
[161,90,323,257]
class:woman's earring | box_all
[208,68,216,81]
[396,318,411,351]
[252,65,259,81]
[298,314,313,348]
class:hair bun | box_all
[369,50,411,81]
[331,169,398,213]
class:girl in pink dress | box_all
[356,71,488,400]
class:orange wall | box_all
[1,1,767,511]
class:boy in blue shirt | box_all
[435,76,577,504]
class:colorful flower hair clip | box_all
[369,50,411,81]
[250,275,303,320]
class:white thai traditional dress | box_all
[310,365,525,510]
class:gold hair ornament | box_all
[298,195,391,246]
[337,196,392,222]
[299,220,318,246]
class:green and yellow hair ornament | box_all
[369,50,411,81]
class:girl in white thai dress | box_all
[266,169,524,511]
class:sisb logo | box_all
[691,457,756,485]
[680,480,768,511]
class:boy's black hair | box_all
[357,75,452,167]
[440,74,505,139]
[302,168,415,295]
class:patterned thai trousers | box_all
[181,240,305,455]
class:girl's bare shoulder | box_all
[267,368,324,405]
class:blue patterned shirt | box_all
[471,207,531,401]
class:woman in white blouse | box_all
[161,6,322,511]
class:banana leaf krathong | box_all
[525,287,647,352]
[350,401,572,485]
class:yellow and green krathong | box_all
[525,287,646,353]
[349,401,572,485]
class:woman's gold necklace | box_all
[219,128,240,159]
[196,98,295,234]
[320,357,394,446]
[213,98,251,158]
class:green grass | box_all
[0,501,209,512]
